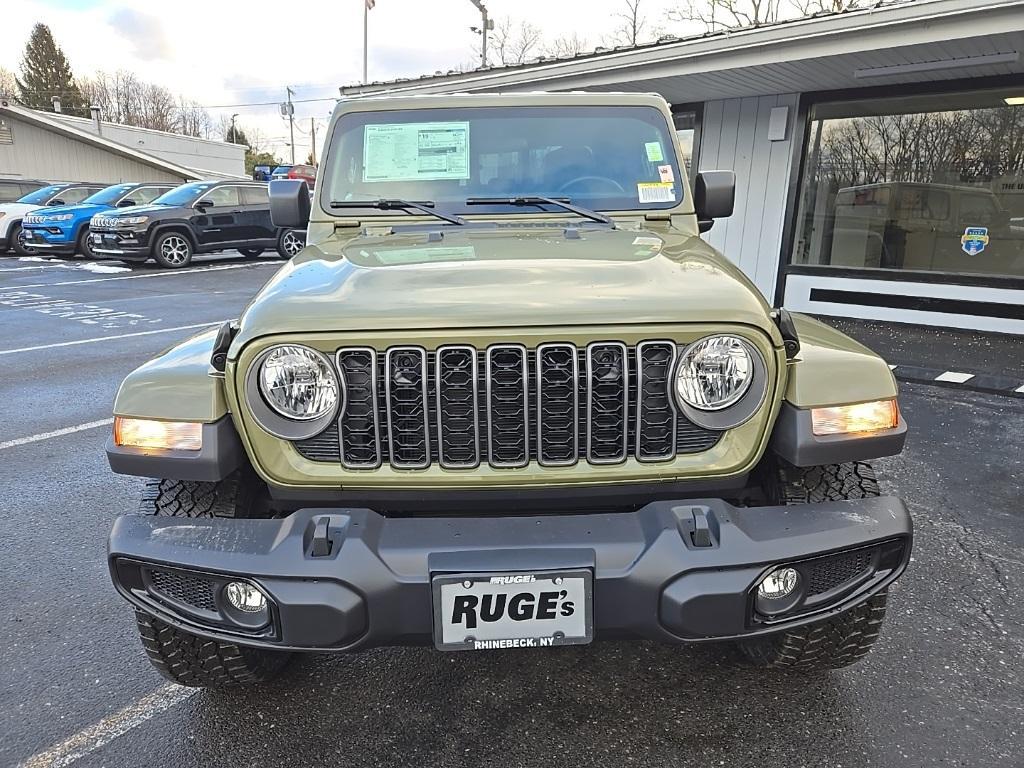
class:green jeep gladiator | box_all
[106,92,911,687]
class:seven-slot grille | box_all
[296,343,723,469]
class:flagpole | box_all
[362,0,369,84]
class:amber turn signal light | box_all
[810,400,899,436]
[114,417,202,451]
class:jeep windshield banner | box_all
[363,122,470,182]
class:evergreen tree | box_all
[16,24,88,116]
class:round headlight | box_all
[258,345,339,420]
[675,335,754,411]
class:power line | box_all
[202,96,338,109]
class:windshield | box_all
[82,184,136,206]
[322,106,684,216]
[18,185,67,205]
[152,182,216,206]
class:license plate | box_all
[432,570,592,651]
[91,234,102,244]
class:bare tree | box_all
[0,67,17,98]
[174,96,212,138]
[608,0,661,47]
[669,0,863,31]
[79,70,176,131]
[546,33,591,58]
[488,18,544,65]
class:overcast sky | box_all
[5,0,691,161]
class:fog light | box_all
[224,581,267,613]
[758,567,799,600]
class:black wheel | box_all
[276,228,305,259]
[75,226,96,259]
[238,247,264,259]
[153,231,193,268]
[132,474,291,687]
[737,460,889,671]
[11,222,36,256]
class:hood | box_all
[234,225,774,345]
[106,203,170,217]
[28,202,104,219]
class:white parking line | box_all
[0,320,227,356]
[0,418,114,451]
[19,684,198,768]
[12,261,277,290]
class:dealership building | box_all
[0,100,246,184]
[342,0,1024,335]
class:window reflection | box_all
[793,89,1024,279]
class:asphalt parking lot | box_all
[1,252,1022,768]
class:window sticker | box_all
[637,182,675,204]
[658,165,674,183]
[363,122,470,182]
[370,245,477,265]
[961,227,989,256]
[645,141,665,163]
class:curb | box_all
[890,364,1024,399]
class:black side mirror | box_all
[694,171,736,233]
[117,199,136,208]
[48,199,64,206]
[195,198,214,210]
[270,179,310,228]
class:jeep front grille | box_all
[295,343,722,469]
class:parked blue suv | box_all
[20,182,175,257]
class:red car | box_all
[271,164,317,187]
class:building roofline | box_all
[339,0,1024,97]
[0,100,202,179]
[48,112,242,151]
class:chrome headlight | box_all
[675,335,754,410]
[673,335,767,430]
[119,216,149,225]
[50,213,74,221]
[258,345,339,420]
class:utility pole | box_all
[229,112,238,143]
[469,0,492,67]
[286,87,295,164]
[363,0,374,84]
[310,118,317,165]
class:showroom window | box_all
[791,87,1024,280]
[673,109,700,181]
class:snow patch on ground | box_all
[17,256,55,262]
[79,263,132,274]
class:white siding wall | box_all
[697,93,799,301]
[0,117,187,183]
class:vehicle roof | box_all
[839,181,999,194]
[333,91,672,115]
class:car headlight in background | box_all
[118,216,149,225]
[258,344,339,421]
[811,400,899,436]
[675,335,755,411]
[48,214,74,221]
[114,417,202,451]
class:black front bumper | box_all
[89,229,151,258]
[108,497,912,652]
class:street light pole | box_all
[468,0,491,67]
[286,87,295,165]
[229,113,238,144]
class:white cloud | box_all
[6,0,682,162]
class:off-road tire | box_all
[738,460,889,670]
[133,474,291,687]
[136,611,289,687]
[238,247,264,259]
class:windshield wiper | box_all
[330,198,466,226]
[465,195,612,225]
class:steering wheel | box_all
[557,176,626,195]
